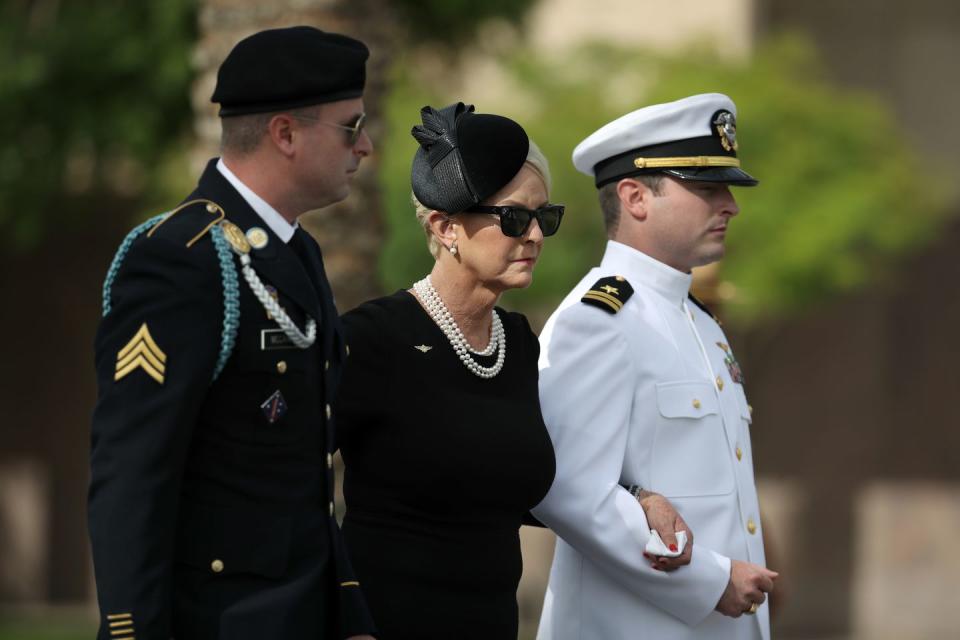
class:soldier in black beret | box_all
[89,26,376,640]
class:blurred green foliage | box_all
[378,35,951,324]
[0,609,95,640]
[0,0,197,252]
[391,0,538,43]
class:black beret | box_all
[212,26,368,117]
[411,102,529,214]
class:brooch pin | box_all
[414,344,432,353]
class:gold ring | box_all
[746,602,758,615]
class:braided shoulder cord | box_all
[238,252,316,349]
[210,225,240,381]
[102,213,168,317]
[101,214,241,383]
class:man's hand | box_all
[715,559,778,617]
[637,490,693,571]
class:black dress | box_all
[336,290,556,639]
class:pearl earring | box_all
[449,241,458,256]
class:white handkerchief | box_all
[645,530,688,557]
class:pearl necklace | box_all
[413,276,506,379]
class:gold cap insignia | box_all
[115,323,167,384]
[713,110,738,152]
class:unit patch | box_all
[581,276,634,314]
[260,390,288,424]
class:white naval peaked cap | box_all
[572,93,758,188]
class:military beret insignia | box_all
[581,276,633,314]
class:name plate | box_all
[260,329,297,350]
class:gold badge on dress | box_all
[414,344,432,353]
[115,323,167,384]
[220,220,250,254]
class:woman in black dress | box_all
[335,102,561,639]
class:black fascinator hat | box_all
[411,102,529,213]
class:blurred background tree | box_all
[0,0,198,252]
[378,34,951,325]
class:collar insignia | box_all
[246,226,269,250]
[220,220,250,254]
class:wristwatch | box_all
[624,484,644,499]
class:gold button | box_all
[716,376,724,391]
[329,501,335,516]
[325,360,330,371]
[692,399,702,410]
[325,404,332,419]
[736,446,743,461]
[615,275,624,282]
[276,360,287,374]
[211,559,224,573]
[206,203,218,213]
[327,453,333,469]
[747,519,757,535]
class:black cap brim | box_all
[662,166,758,186]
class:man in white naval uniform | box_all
[533,94,778,640]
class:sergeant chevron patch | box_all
[581,276,633,314]
[115,323,167,384]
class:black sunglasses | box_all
[464,204,565,238]
[293,112,367,146]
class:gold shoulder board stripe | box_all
[581,275,633,314]
[582,291,623,311]
[115,323,167,384]
[340,581,361,587]
[106,614,132,621]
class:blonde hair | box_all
[413,138,553,259]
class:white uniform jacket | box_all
[533,240,769,640]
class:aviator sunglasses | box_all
[464,204,565,238]
[293,112,367,146]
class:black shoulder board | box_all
[581,276,633,314]
[687,293,721,325]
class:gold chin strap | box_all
[146,199,225,247]
[633,155,741,169]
